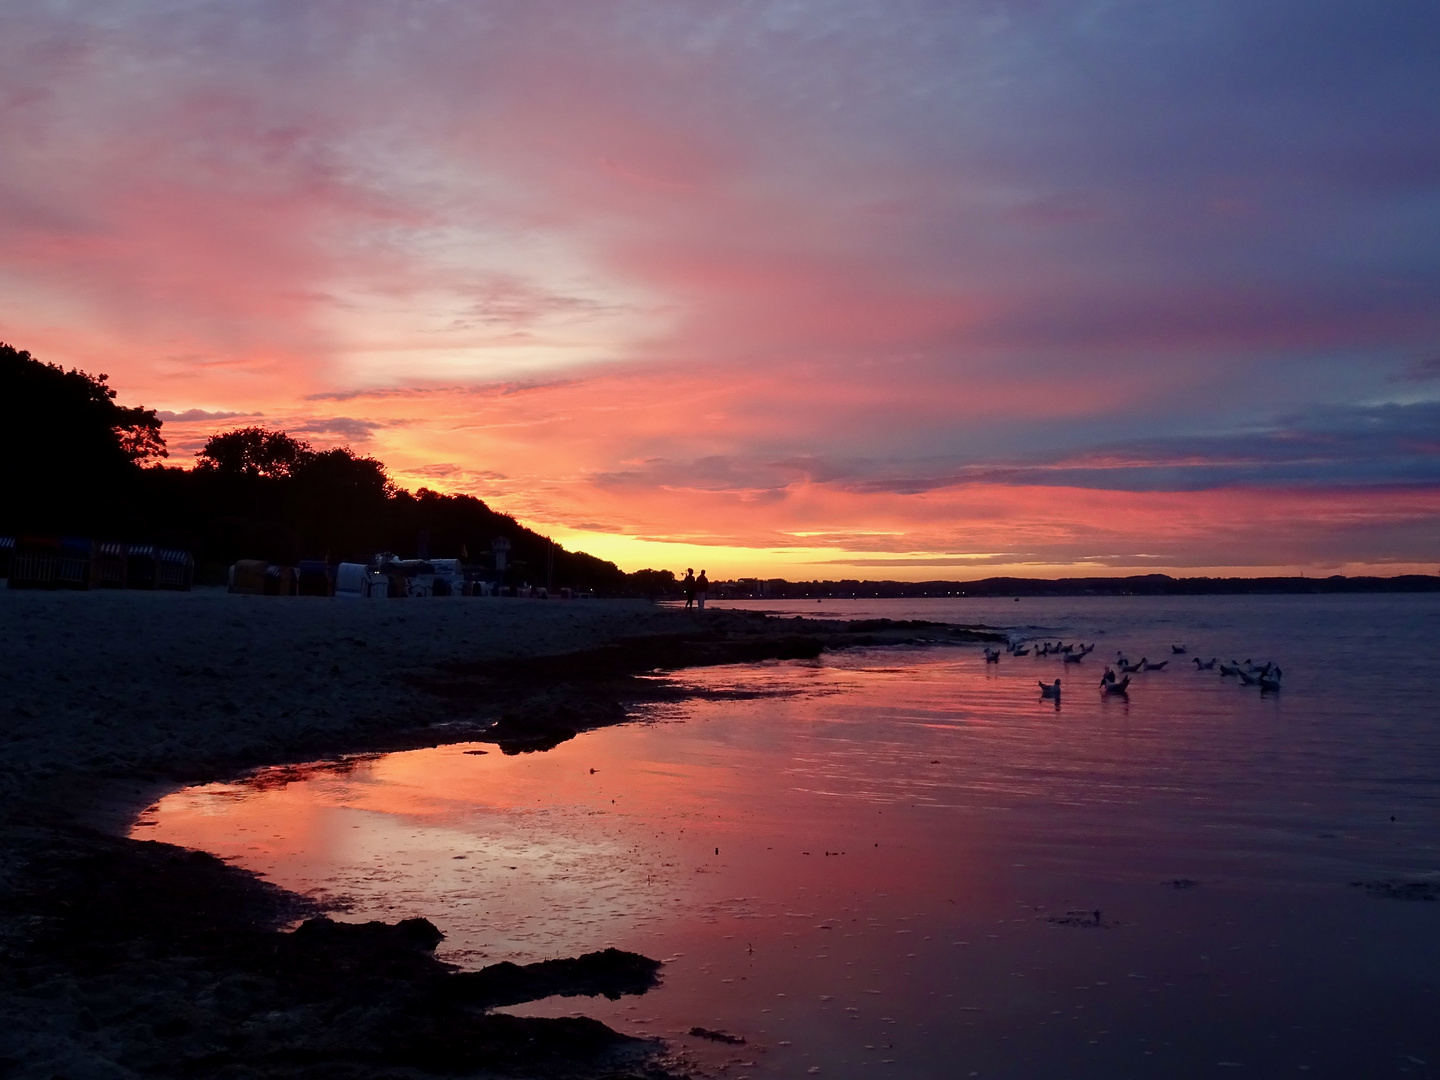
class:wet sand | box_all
[0,588,997,1079]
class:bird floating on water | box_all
[1063,651,1085,664]
[1039,679,1061,698]
[1101,674,1131,695]
[1193,656,1217,670]
[1172,644,1187,654]
[1142,659,1168,671]
[984,648,1001,663]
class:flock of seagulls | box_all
[1215,658,1284,692]
[985,638,1286,701]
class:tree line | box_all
[1,342,660,592]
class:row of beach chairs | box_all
[226,557,568,599]
[0,536,194,591]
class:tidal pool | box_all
[138,597,1440,1078]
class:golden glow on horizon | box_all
[143,395,1440,581]
[545,526,1437,582]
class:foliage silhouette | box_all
[1,344,632,591]
[1,342,165,535]
[195,427,314,479]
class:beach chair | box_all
[334,562,373,597]
[95,541,128,588]
[228,559,270,595]
[9,536,60,589]
[56,537,97,589]
[266,565,299,596]
[156,549,194,590]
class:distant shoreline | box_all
[715,573,1440,599]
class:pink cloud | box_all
[1,3,1437,576]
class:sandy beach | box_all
[0,588,996,1079]
[2,590,684,810]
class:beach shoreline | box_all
[0,588,1002,1080]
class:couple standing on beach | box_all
[683,568,709,610]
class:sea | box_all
[137,595,1440,1079]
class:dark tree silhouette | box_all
[287,446,395,559]
[1,342,165,467]
[626,568,680,597]
[195,427,312,478]
[1,342,165,533]
[293,447,393,498]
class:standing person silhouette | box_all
[695,570,710,611]
[682,568,696,609]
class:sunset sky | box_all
[3,1,1438,578]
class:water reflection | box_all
[141,597,1440,1079]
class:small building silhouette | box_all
[491,536,511,573]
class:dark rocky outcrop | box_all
[1,827,665,1078]
[448,949,664,1009]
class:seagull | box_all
[1142,659,1168,671]
[1219,661,1242,676]
[1039,679,1061,698]
[1120,658,1145,674]
[1011,646,1031,656]
[1237,669,1260,686]
[1063,651,1085,664]
[1172,644,1187,654]
[1101,675,1131,695]
[1193,657,1217,670]
[1259,674,1282,692]
[984,648,1001,663]
[1081,643,1096,654]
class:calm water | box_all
[138,596,1440,1078]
